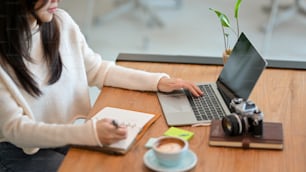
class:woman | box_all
[0,0,203,171]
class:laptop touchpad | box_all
[158,91,193,113]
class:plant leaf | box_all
[209,8,231,28]
[234,0,242,19]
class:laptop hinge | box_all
[216,80,236,110]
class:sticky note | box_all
[163,127,194,141]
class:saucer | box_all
[143,149,197,172]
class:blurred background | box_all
[59,0,306,103]
[59,0,306,62]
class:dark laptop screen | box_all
[217,32,267,104]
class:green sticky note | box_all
[163,127,194,141]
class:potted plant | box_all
[209,0,243,64]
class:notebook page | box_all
[91,107,155,150]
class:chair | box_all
[84,0,182,40]
[263,0,306,54]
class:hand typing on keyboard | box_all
[185,85,226,121]
[157,77,204,97]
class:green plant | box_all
[209,0,243,53]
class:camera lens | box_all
[222,113,242,136]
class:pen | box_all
[112,119,119,129]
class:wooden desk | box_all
[59,61,306,172]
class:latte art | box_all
[152,136,188,167]
[156,143,182,153]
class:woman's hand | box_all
[157,77,203,97]
[96,118,128,145]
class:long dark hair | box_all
[0,0,62,97]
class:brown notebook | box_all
[209,120,283,150]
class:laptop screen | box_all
[217,32,267,105]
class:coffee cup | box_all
[152,136,188,167]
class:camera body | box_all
[222,98,264,137]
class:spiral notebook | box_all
[75,107,159,154]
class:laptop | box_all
[157,32,268,126]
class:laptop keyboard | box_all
[185,84,227,121]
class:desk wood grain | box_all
[59,62,306,172]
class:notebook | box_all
[209,120,283,150]
[157,32,268,126]
[73,107,160,154]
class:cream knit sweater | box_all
[0,9,167,154]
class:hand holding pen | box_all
[95,118,128,145]
[112,119,120,129]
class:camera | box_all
[221,98,264,137]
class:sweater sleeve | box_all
[58,9,169,91]
[104,65,169,91]
[0,76,101,154]
[77,24,169,91]
[77,30,169,90]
